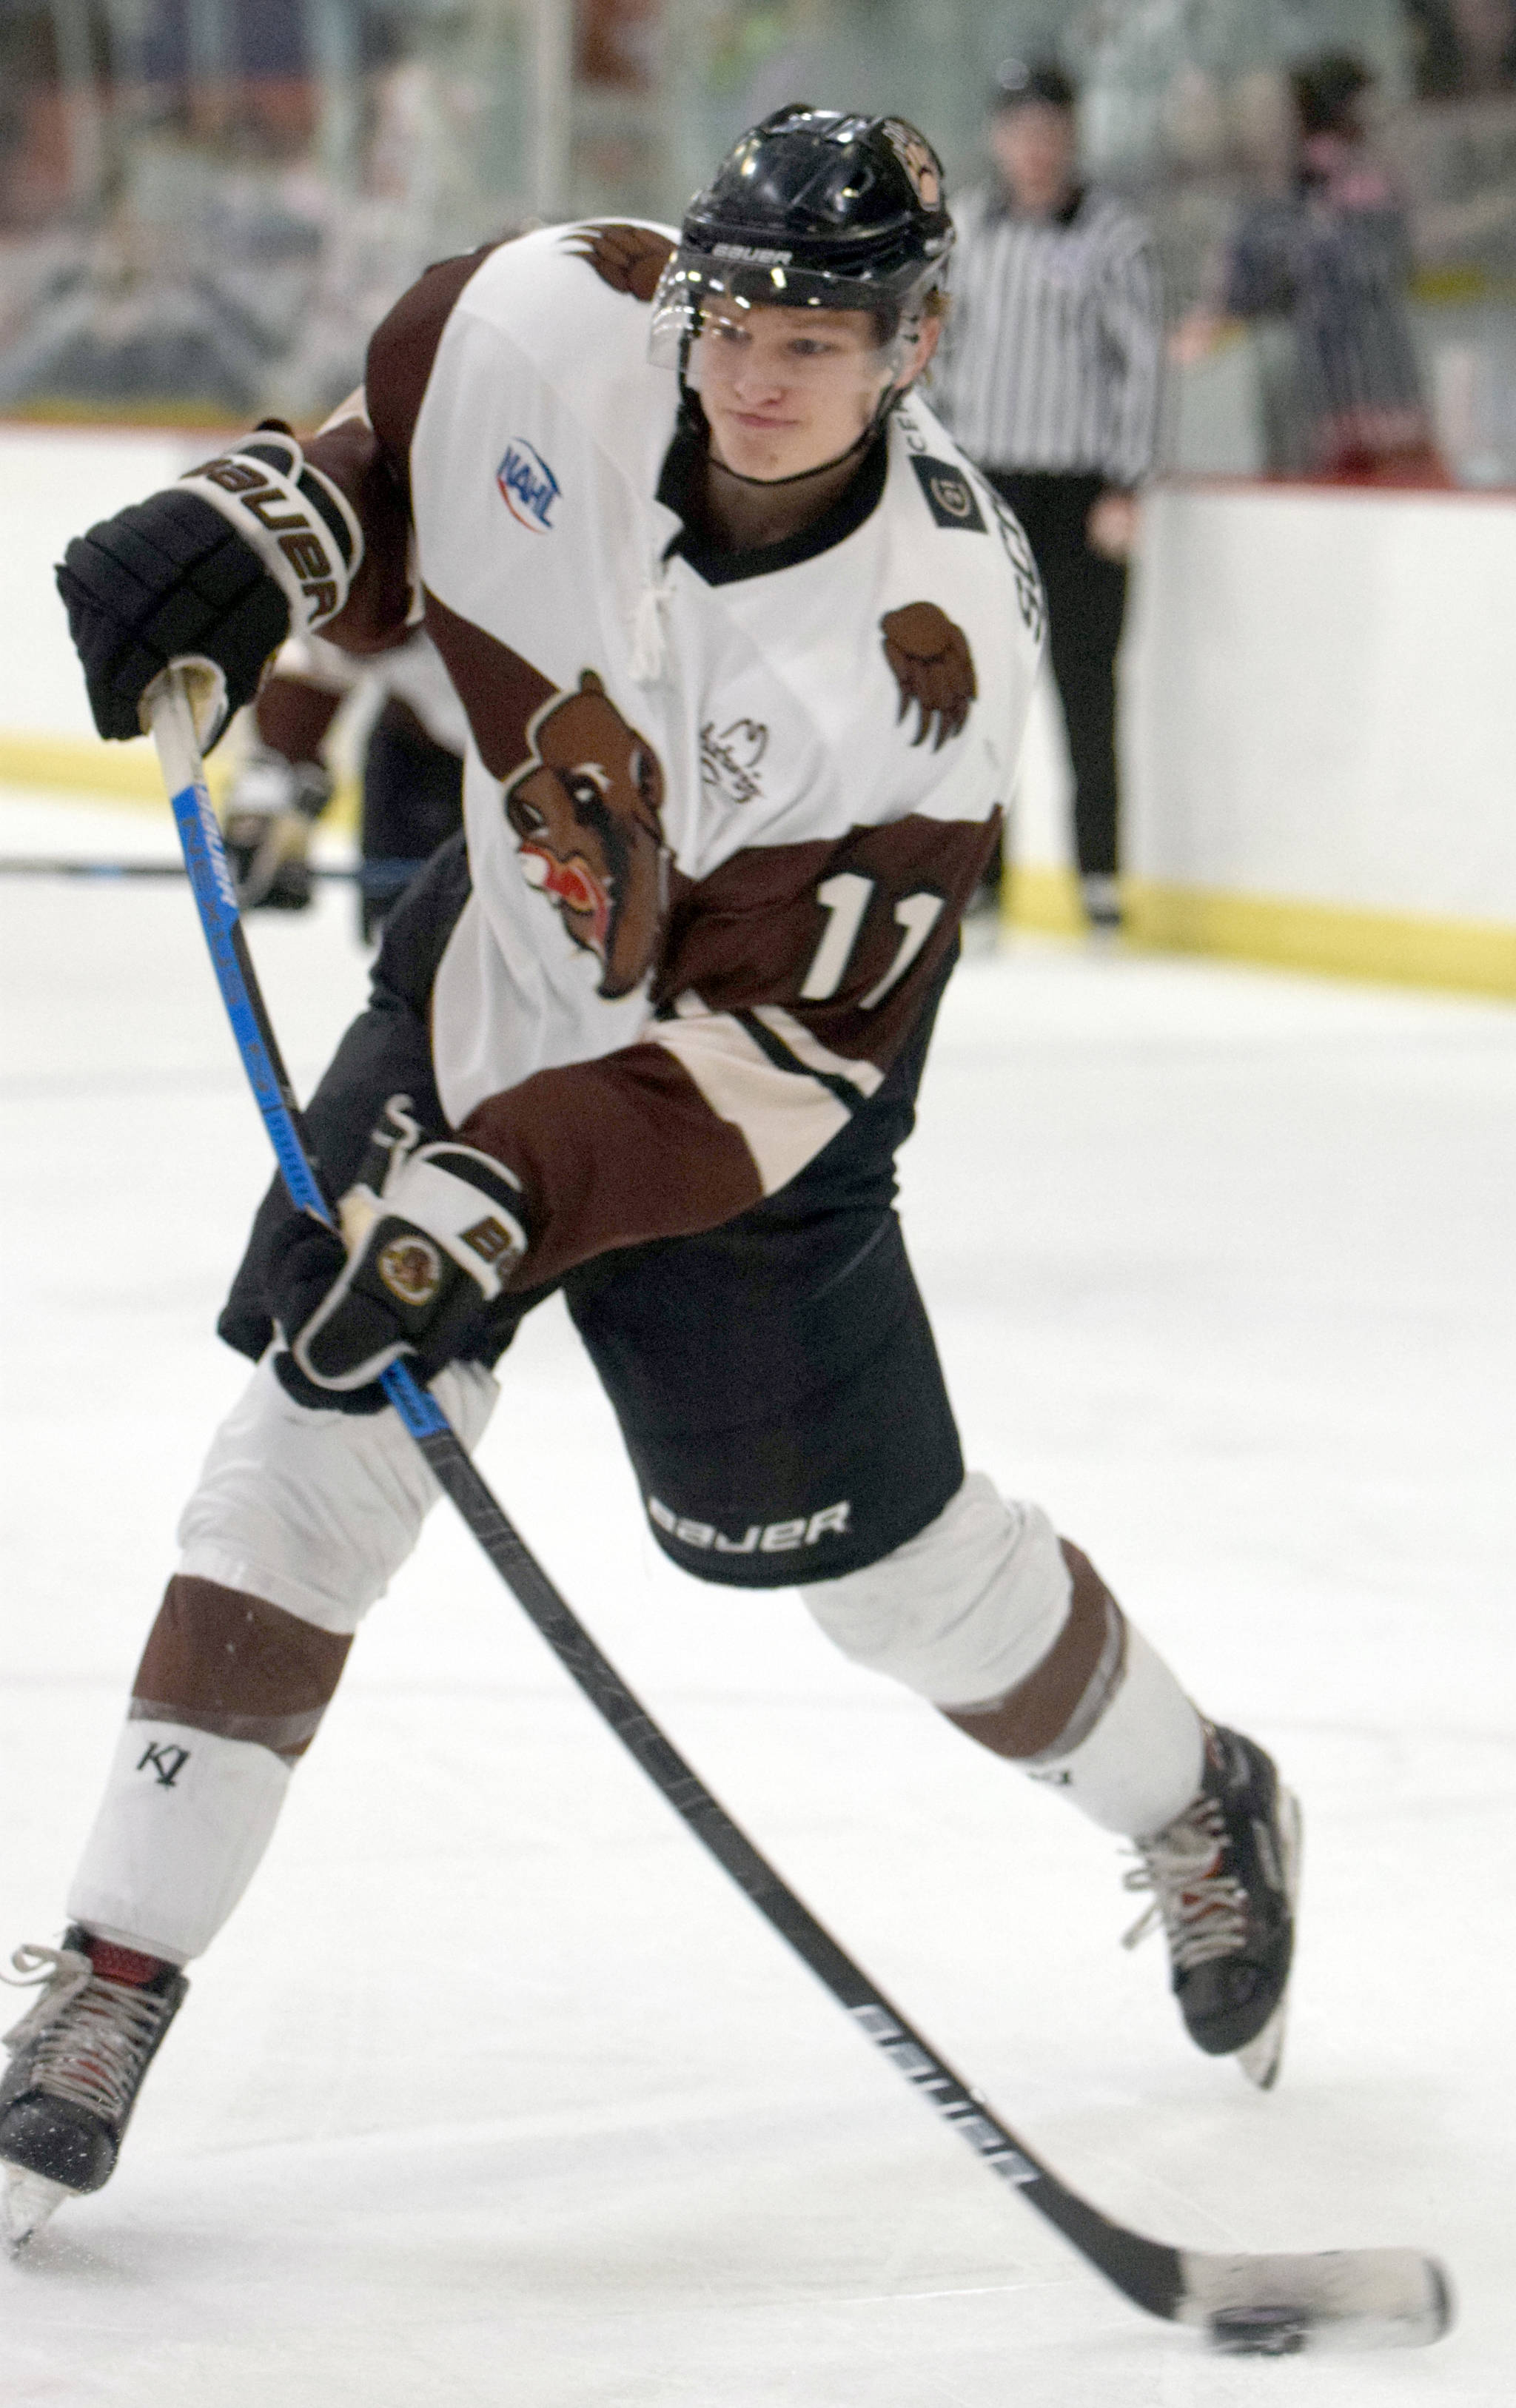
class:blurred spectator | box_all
[577,0,660,88]
[1404,0,1516,99]
[933,60,1162,933]
[1185,54,1449,483]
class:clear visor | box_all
[648,253,915,386]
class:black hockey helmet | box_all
[649,105,953,367]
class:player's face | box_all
[695,303,936,482]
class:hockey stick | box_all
[147,668,1450,2355]
[0,856,414,888]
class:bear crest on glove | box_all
[376,1237,443,1308]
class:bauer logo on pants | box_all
[647,1496,851,1555]
[378,1235,443,1307]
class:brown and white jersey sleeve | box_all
[305,222,1042,1289]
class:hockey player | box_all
[3,107,1298,2242]
[221,624,469,937]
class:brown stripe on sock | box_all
[938,1540,1128,1763]
[130,1576,352,1763]
[128,1697,328,1759]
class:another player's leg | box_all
[1033,472,1127,932]
[802,1485,1300,2085]
[219,671,343,912]
[357,699,465,942]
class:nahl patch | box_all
[497,438,560,534]
[648,1497,851,1555]
[910,455,987,533]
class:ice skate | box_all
[0,1931,187,2244]
[1080,873,1123,937]
[1123,1725,1301,2087]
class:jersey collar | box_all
[655,415,890,588]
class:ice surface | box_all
[3,791,1514,2405]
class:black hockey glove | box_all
[269,1110,528,1412]
[56,431,363,749]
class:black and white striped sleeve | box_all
[1096,221,1164,488]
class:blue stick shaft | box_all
[156,694,448,1442]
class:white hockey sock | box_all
[67,1718,292,1964]
[1024,1626,1204,1838]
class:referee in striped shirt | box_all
[935,62,1162,930]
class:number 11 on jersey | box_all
[802,872,945,1009]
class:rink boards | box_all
[1015,476,1516,995]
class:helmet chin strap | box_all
[707,420,877,491]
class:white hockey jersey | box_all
[308,221,1044,1288]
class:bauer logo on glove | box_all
[272,1098,528,1399]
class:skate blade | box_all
[4,2167,73,2251]
[1238,1788,1304,2092]
[1238,2000,1287,2090]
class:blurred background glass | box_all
[0,0,1512,477]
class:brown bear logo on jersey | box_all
[565,222,675,303]
[881,603,977,750]
[505,671,668,999]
